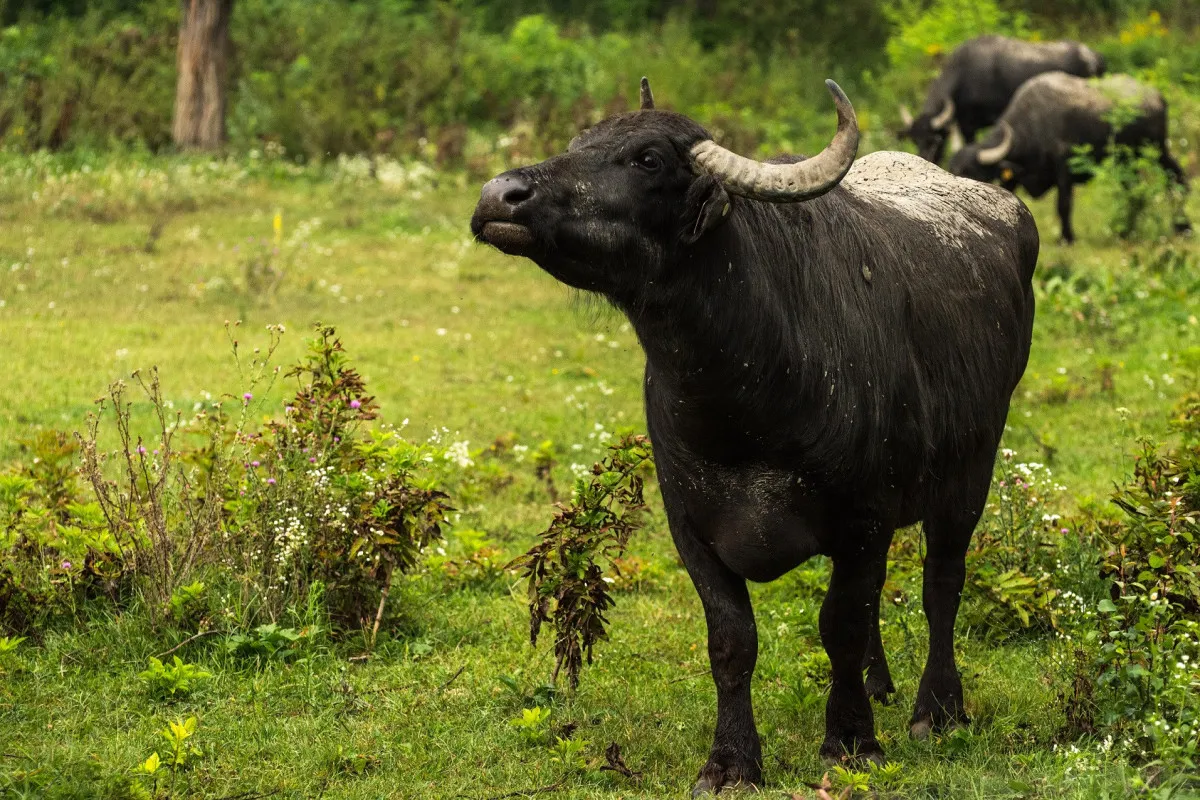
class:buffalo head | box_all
[899,98,956,163]
[948,121,1022,191]
[471,79,859,298]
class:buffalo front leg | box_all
[819,538,890,764]
[1055,165,1076,244]
[672,527,762,795]
[1160,151,1192,235]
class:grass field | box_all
[1,151,1199,799]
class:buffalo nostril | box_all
[503,184,534,206]
[481,174,534,211]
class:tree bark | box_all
[172,0,234,150]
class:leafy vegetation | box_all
[511,434,652,689]
[0,144,1192,795]
[0,1,1198,797]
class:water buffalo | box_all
[902,35,1106,164]
[948,71,1191,243]
[472,79,1038,794]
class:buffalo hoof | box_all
[691,759,761,797]
[818,738,885,767]
[865,674,896,705]
[910,714,969,740]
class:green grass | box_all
[1,153,1198,798]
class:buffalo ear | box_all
[680,175,732,245]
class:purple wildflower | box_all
[61,560,72,570]
[350,399,362,409]
[267,477,277,485]
[243,392,253,403]
[136,445,146,455]
[251,460,260,468]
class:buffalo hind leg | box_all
[819,530,891,764]
[670,526,762,795]
[910,463,991,738]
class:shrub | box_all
[4,322,453,642]
[0,432,129,634]
[1069,133,1187,243]
[138,656,212,701]
[221,325,453,630]
[223,622,307,663]
[0,1,897,161]
[1070,438,1200,771]
[961,449,1070,639]
[77,368,229,622]
[511,434,652,689]
[1100,441,1200,618]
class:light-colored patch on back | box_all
[1017,72,1161,116]
[841,151,1022,248]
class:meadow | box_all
[0,138,1196,800]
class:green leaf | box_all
[139,752,160,774]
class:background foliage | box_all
[0,0,1196,163]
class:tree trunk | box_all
[172,0,234,150]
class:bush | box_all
[138,655,212,701]
[3,322,455,643]
[0,432,130,634]
[1100,441,1199,618]
[220,325,453,631]
[77,367,230,623]
[1069,89,1189,243]
[511,434,652,689]
[0,1,899,161]
[1070,438,1200,771]
[962,449,1071,639]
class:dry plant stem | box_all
[478,780,566,800]
[153,629,222,660]
[368,569,393,650]
[76,368,228,621]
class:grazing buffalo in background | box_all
[902,34,1105,164]
[949,72,1191,243]
[472,78,1038,794]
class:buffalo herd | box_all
[471,32,1189,797]
[908,34,1190,242]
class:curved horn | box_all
[639,76,655,110]
[976,122,1014,165]
[930,97,955,130]
[690,79,859,203]
[947,123,965,154]
[898,104,914,128]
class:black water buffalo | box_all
[472,79,1038,795]
[949,71,1191,243]
[902,34,1105,164]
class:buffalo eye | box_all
[632,150,662,172]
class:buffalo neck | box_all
[615,198,879,465]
